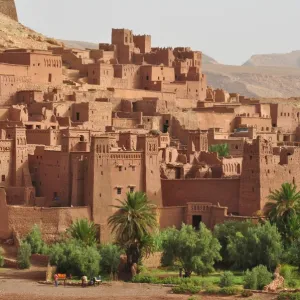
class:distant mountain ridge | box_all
[243,50,300,68]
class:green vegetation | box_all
[266,183,300,244]
[278,293,300,300]
[17,242,31,269]
[227,221,283,270]
[241,290,254,297]
[219,271,234,287]
[172,283,201,294]
[161,224,221,276]
[49,239,101,278]
[209,144,229,157]
[108,192,158,269]
[0,247,4,267]
[67,219,97,246]
[243,265,273,290]
[99,244,122,278]
[24,224,46,254]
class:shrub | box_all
[17,242,31,269]
[99,244,121,277]
[204,287,220,295]
[287,280,298,288]
[278,292,300,300]
[24,224,45,254]
[172,283,201,295]
[219,287,241,296]
[0,247,4,267]
[280,265,293,281]
[241,290,254,298]
[227,222,283,270]
[161,224,221,276]
[48,239,100,278]
[244,265,273,290]
[219,271,234,287]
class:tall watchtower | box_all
[239,136,275,215]
[0,0,18,22]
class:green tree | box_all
[99,244,122,279]
[161,224,221,276]
[227,222,283,270]
[49,239,100,278]
[0,247,4,267]
[67,219,97,246]
[266,183,300,243]
[244,265,272,290]
[108,192,158,269]
[214,221,255,266]
[209,144,229,157]
[24,224,45,254]
[17,242,31,269]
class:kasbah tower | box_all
[0,0,18,21]
[0,0,299,243]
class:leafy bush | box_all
[241,289,254,297]
[161,224,221,276]
[0,247,4,267]
[287,280,298,288]
[204,287,220,294]
[219,271,234,287]
[172,283,201,295]
[244,265,273,290]
[24,224,45,254]
[278,292,300,300]
[214,221,254,266]
[209,144,229,157]
[48,239,101,278]
[99,244,121,277]
[17,242,31,269]
[280,265,293,281]
[219,287,241,295]
[227,222,283,270]
[132,275,205,286]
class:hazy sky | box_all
[15,0,300,65]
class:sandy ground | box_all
[0,267,276,300]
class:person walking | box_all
[54,274,59,287]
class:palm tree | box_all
[265,183,300,242]
[209,144,229,157]
[68,219,97,246]
[108,192,157,270]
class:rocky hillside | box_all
[244,50,300,68]
[0,12,63,50]
[0,0,18,22]
[203,63,300,98]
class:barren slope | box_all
[244,50,300,68]
[0,12,63,50]
[203,64,300,98]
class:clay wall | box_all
[87,63,114,85]
[158,206,186,229]
[133,35,151,54]
[0,140,13,188]
[161,178,240,213]
[5,206,91,242]
[235,116,272,132]
[17,90,44,104]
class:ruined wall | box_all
[0,0,18,22]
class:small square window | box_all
[117,188,122,195]
[130,187,135,193]
[1,175,5,182]
[119,166,122,172]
